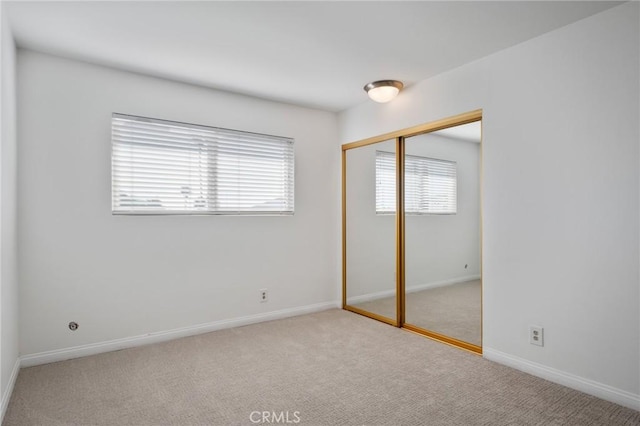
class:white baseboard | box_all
[406,274,481,294]
[0,357,20,423]
[21,301,340,368]
[347,288,396,304]
[483,347,640,411]
[347,275,481,304]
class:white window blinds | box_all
[376,151,457,214]
[375,151,397,214]
[112,113,294,215]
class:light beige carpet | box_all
[4,309,639,425]
[353,280,481,346]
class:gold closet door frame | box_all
[342,109,483,354]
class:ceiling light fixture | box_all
[364,80,404,103]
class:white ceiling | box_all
[6,1,621,112]
[432,121,481,144]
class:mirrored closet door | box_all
[344,139,398,325]
[403,121,482,352]
[342,110,482,354]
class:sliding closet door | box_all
[344,139,397,325]
[342,110,482,353]
[403,121,482,351]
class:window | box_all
[376,151,457,214]
[112,113,294,215]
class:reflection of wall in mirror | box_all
[346,140,396,302]
[405,132,480,293]
[346,133,480,302]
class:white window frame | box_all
[112,113,294,215]
[376,150,457,215]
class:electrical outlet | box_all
[529,325,543,346]
[259,289,268,303]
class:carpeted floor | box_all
[4,309,639,425]
[352,280,481,346]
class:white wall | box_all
[17,50,340,356]
[0,3,19,418]
[340,2,639,405]
[346,134,480,302]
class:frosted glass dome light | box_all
[364,80,404,103]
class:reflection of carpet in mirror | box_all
[353,280,481,347]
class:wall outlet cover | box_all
[529,325,544,347]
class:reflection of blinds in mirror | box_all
[376,151,457,214]
[375,151,397,214]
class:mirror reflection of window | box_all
[376,151,457,215]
